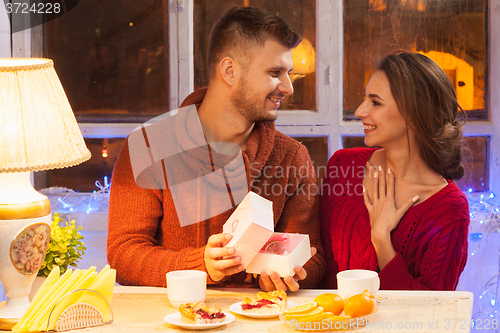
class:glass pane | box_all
[342,135,489,192]
[35,138,125,192]
[457,136,489,193]
[194,1,316,111]
[343,0,486,120]
[293,136,328,185]
[44,0,169,122]
[342,136,368,149]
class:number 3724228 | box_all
[444,318,498,330]
[5,2,61,14]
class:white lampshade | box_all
[0,58,91,172]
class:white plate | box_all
[229,301,298,319]
[164,312,235,330]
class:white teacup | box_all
[337,269,379,299]
[166,270,207,309]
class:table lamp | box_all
[0,58,91,327]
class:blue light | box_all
[491,299,496,307]
[470,233,483,241]
[480,194,484,200]
[480,220,484,224]
[468,188,473,193]
[490,193,495,199]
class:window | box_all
[7,0,497,195]
[44,0,169,122]
[341,0,496,193]
[28,0,170,190]
[35,138,125,192]
[344,0,486,120]
[193,0,317,111]
[293,136,329,184]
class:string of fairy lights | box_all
[466,190,500,320]
[39,177,110,215]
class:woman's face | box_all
[354,70,409,148]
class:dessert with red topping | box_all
[179,302,226,324]
[241,290,287,314]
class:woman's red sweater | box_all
[319,148,469,290]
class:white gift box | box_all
[223,191,312,277]
[245,232,312,277]
[222,191,274,268]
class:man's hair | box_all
[207,6,301,80]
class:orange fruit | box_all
[283,302,317,315]
[314,293,344,315]
[343,291,375,318]
[361,289,376,301]
[283,305,324,321]
[294,310,330,323]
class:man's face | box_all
[230,39,294,123]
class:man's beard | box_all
[230,77,278,123]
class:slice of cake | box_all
[179,302,226,324]
[241,290,287,314]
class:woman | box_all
[320,51,469,290]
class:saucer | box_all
[164,312,235,330]
[229,301,298,319]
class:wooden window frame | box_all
[6,0,498,194]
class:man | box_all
[107,6,325,291]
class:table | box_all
[71,286,473,333]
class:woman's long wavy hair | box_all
[378,51,467,180]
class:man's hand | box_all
[258,247,317,292]
[204,233,244,282]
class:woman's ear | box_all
[219,57,235,86]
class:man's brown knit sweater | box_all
[107,87,326,288]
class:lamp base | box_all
[0,296,30,320]
[0,317,19,330]
[0,214,51,321]
[0,172,52,322]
